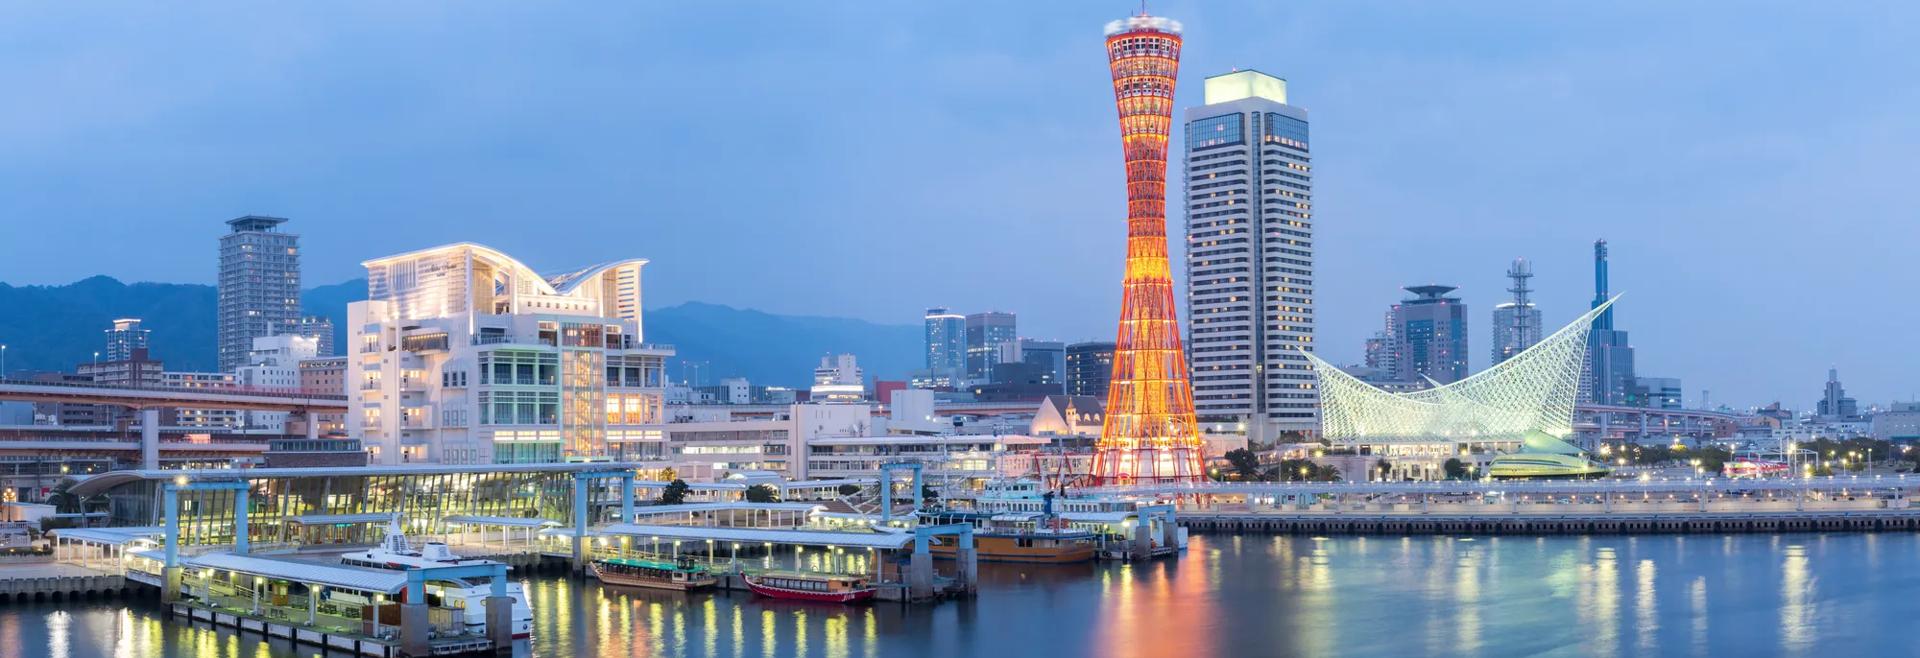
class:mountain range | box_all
[0,277,919,386]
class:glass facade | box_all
[98,468,630,546]
[1186,113,1244,150]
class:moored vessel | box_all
[743,572,876,603]
[589,556,720,591]
[341,519,534,638]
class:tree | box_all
[745,484,780,503]
[1443,458,1469,480]
[1224,448,1263,481]
[658,479,690,505]
[920,485,940,505]
[1374,459,1393,481]
[836,483,862,496]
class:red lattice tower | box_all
[1092,14,1205,485]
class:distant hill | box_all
[644,302,920,387]
[0,277,918,386]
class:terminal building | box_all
[348,243,673,465]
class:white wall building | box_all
[810,353,865,403]
[235,335,318,432]
[348,243,671,465]
[1183,69,1316,441]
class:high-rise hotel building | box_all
[1182,70,1316,440]
[218,216,303,372]
[347,243,672,465]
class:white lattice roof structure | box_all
[1309,297,1619,444]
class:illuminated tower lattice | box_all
[1092,14,1205,485]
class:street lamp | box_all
[1,344,8,379]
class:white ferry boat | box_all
[340,520,534,639]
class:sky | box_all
[2,2,1916,409]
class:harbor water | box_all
[3,531,1912,658]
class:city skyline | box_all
[3,2,1917,407]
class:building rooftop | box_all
[226,215,289,232]
[1203,69,1288,105]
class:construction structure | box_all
[1092,13,1207,485]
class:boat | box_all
[588,556,719,591]
[340,519,534,638]
[743,572,876,603]
[920,508,1099,564]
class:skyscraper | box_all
[1491,258,1542,365]
[218,216,301,372]
[963,311,1016,383]
[1390,285,1469,385]
[1584,240,1636,405]
[1092,13,1206,484]
[103,318,151,362]
[1065,341,1116,399]
[1817,367,1859,419]
[294,316,335,357]
[1182,68,1317,441]
[923,308,964,380]
[1018,338,1066,391]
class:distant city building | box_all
[77,347,165,426]
[294,316,336,357]
[1183,68,1317,441]
[163,371,239,428]
[103,318,151,362]
[298,356,347,435]
[1387,285,1469,385]
[1064,341,1115,400]
[922,308,965,386]
[1631,376,1683,410]
[964,312,1016,384]
[1018,338,1065,391]
[218,216,302,372]
[1584,240,1636,405]
[1816,367,1861,420]
[1872,402,1920,442]
[1491,258,1542,365]
[349,243,671,464]
[236,334,318,431]
[810,353,865,403]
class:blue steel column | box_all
[234,485,249,554]
[162,484,180,567]
[620,473,635,524]
[571,474,588,571]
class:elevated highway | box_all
[0,379,349,469]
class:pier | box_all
[1077,474,1920,536]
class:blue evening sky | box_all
[2,2,1915,408]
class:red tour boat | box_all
[743,573,877,603]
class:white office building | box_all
[1183,69,1316,441]
[347,243,672,465]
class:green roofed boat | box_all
[1486,430,1612,480]
[589,556,719,591]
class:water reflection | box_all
[6,533,1920,657]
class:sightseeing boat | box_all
[743,573,877,603]
[588,556,720,591]
[340,520,534,638]
[920,510,1098,564]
